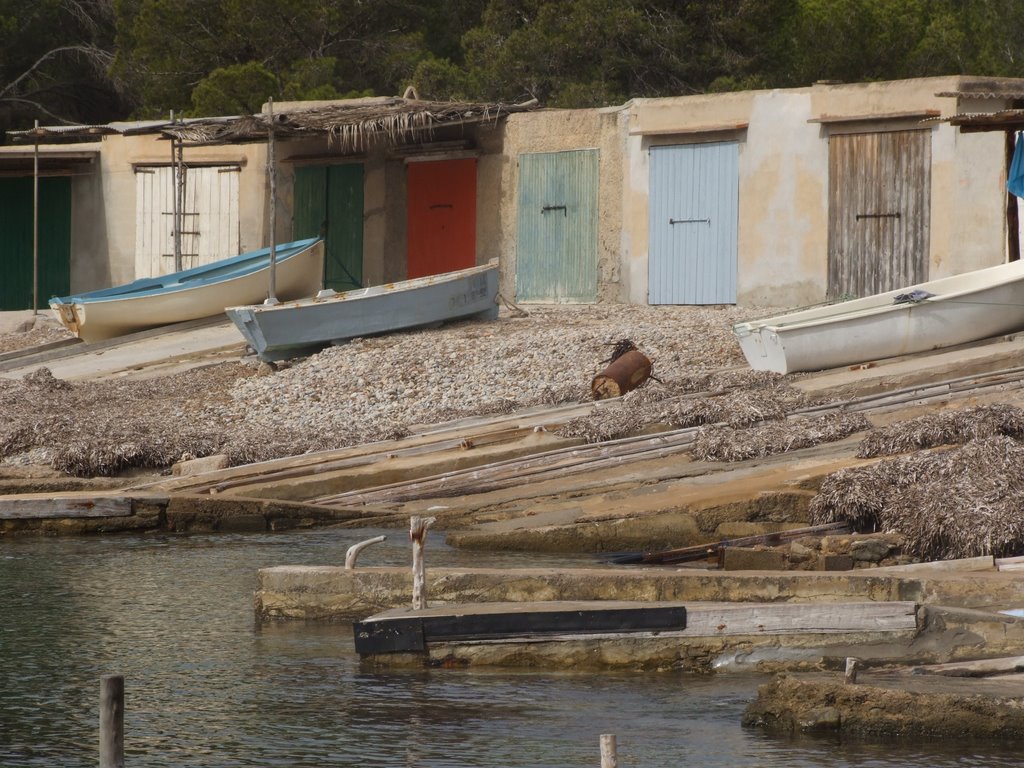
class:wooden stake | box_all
[410,515,436,610]
[600,733,618,768]
[844,656,860,684]
[266,97,278,303]
[99,675,124,768]
[32,119,38,315]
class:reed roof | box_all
[160,97,539,153]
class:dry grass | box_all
[811,436,1024,559]
[0,362,423,476]
[692,412,870,462]
[555,372,822,444]
[857,404,1024,457]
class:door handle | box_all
[855,212,900,220]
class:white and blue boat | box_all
[50,238,324,343]
[226,262,499,362]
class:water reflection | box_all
[0,529,1020,767]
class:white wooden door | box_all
[134,165,240,278]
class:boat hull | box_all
[734,260,1024,374]
[50,240,324,344]
[226,263,500,362]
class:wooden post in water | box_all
[844,657,860,684]
[410,515,436,610]
[99,675,124,768]
[600,733,618,768]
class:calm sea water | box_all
[0,529,1020,767]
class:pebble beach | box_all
[1,304,767,475]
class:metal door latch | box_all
[855,212,901,220]
[669,218,711,225]
[542,205,567,215]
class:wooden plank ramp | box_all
[354,600,919,656]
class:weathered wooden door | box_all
[134,165,239,280]
[0,177,70,310]
[407,158,476,279]
[828,130,930,299]
[516,149,599,302]
[648,142,738,305]
[294,163,363,291]
[134,165,240,278]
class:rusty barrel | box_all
[591,349,653,400]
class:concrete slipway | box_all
[6,317,1024,673]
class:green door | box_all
[293,163,364,291]
[0,177,70,310]
[515,150,599,302]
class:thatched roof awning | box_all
[160,97,535,149]
[161,97,539,153]
[926,109,1024,133]
[7,124,121,143]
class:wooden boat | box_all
[225,262,499,362]
[50,238,325,343]
[733,259,1024,374]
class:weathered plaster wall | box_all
[621,76,1015,308]
[79,134,262,290]
[500,107,626,303]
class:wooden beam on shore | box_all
[0,495,133,519]
[608,521,851,566]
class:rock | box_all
[850,538,895,562]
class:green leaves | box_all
[7,0,1024,129]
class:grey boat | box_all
[225,262,499,362]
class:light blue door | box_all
[516,149,599,302]
[648,142,738,304]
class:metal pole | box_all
[32,119,39,315]
[266,97,278,303]
[99,675,124,768]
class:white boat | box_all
[50,239,324,343]
[733,259,1024,374]
[225,262,499,362]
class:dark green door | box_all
[0,177,70,310]
[293,163,364,291]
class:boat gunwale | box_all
[227,261,499,315]
[733,260,1024,337]
[48,238,322,308]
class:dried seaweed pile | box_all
[556,374,821,444]
[857,403,1024,457]
[0,365,399,476]
[692,412,870,462]
[811,436,1024,560]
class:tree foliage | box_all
[5,0,1024,130]
[0,0,126,131]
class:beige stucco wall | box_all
[620,76,1018,307]
[500,107,626,302]
[12,77,1022,305]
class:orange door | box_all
[406,158,476,278]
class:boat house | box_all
[1,76,1023,311]
[499,75,1024,308]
